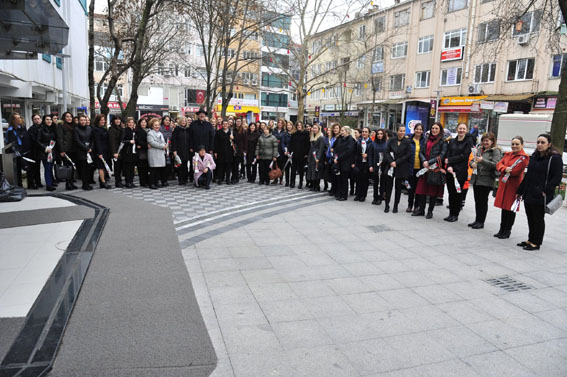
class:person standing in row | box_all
[517,134,563,250]
[147,118,167,190]
[289,121,310,189]
[468,132,501,229]
[246,122,260,183]
[368,129,388,205]
[193,145,216,189]
[171,116,191,186]
[5,112,33,188]
[121,117,138,188]
[383,125,411,213]
[407,124,424,213]
[272,119,286,185]
[281,121,294,186]
[307,123,326,191]
[160,116,174,183]
[354,127,372,202]
[214,120,234,185]
[232,119,247,184]
[255,123,278,185]
[190,109,215,155]
[108,115,124,188]
[493,136,529,239]
[73,114,95,190]
[326,124,341,196]
[27,114,44,189]
[333,126,357,201]
[56,112,77,190]
[135,118,149,187]
[414,122,447,219]
[36,115,57,191]
[444,123,474,222]
[92,114,113,189]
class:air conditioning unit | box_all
[517,34,530,45]
[244,78,250,84]
[251,79,258,86]
[468,84,482,95]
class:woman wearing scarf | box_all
[368,129,388,205]
[326,123,341,196]
[306,124,327,191]
[281,121,294,186]
[92,114,113,189]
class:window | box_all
[244,93,257,100]
[357,55,366,68]
[185,44,192,55]
[94,57,108,72]
[56,57,63,69]
[196,46,204,56]
[158,63,165,75]
[261,72,287,88]
[418,35,434,53]
[243,50,259,59]
[440,67,462,85]
[474,63,496,83]
[359,25,366,39]
[415,71,430,88]
[261,92,288,107]
[169,63,177,76]
[394,9,410,27]
[354,83,362,96]
[375,16,386,33]
[443,28,467,49]
[478,20,500,43]
[263,32,290,49]
[421,1,435,20]
[116,85,123,97]
[507,58,535,81]
[389,74,405,90]
[184,66,191,77]
[312,39,322,54]
[513,10,542,36]
[391,42,408,59]
[249,32,259,40]
[448,0,467,12]
[373,46,384,62]
[551,54,567,77]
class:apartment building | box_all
[305,0,566,133]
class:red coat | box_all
[494,150,529,211]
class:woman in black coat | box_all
[289,121,310,189]
[354,127,372,202]
[92,114,113,189]
[516,134,563,251]
[171,117,191,185]
[383,125,411,213]
[37,114,58,191]
[368,129,388,205]
[73,115,95,190]
[445,123,474,222]
[135,118,150,187]
[232,119,247,184]
[246,123,260,183]
[121,117,138,188]
[214,119,234,185]
[332,126,357,201]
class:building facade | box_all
[305,0,566,134]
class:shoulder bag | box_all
[544,157,563,215]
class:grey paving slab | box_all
[464,351,538,377]
[0,205,94,229]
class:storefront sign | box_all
[471,102,480,112]
[430,100,437,117]
[441,47,463,62]
[493,102,509,113]
[181,106,201,113]
[389,91,404,99]
[315,106,320,117]
[534,97,547,108]
[480,101,494,110]
[534,96,557,110]
[217,98,259,107]
[95,102,125,110]
[547,97,557,109]
[324,104,335,110]
[137,104,169,111]
[440,96,487,106]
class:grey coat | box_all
[470,146,502,187]
[255,133,279,160]
[307,135,326,180]
[147,129,167,168]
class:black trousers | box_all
[473,184,492,223]
[137,159,149,186]
[349,169,356,194]
[417,195,438,214]
[29,159,42,187]
[524,202,546,245]
[259,159,271,183]
[337,168,350,199]
[163,163,173,182]
[232,156,243,182]
[446,175,466,217]
[384,176,403,206]
[276,155,286,182]
[407,169,419,208]
[76,160,90,187]
[500,209,516,232]
[371,169,384,200]
[149,166,164,186]
[113,158,123,184]
[330,169,339,194]
[355,167,369,199]
[246,163,257,182]
[198,170,213,188]
[284,161,291,184]
[123,161,136,184]
[291,159,306,186]
[176,159,189,184]
[217,161,231,183]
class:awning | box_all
[217,105,260,113]
[438,106,472,113]
[483,94,533,101]
[0,0,69,59]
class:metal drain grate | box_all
[366,225,393,233]
[484,276,533,292]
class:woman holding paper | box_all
[121,117,138,188]
[306,124,326,191]
[92,114,113,189]
[407,124,425,213]
[368,129,388,205]
[255,123,279,185]
[147,118,168,190]
[493,136,529,239]
[383,125,411,213]
[246,122,260,183]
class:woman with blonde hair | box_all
[306,124,327,191]
[147,118,167,189]
[332,125,357,201]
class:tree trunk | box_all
[88,0,96,122]
[551,0,567,153]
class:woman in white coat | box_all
[147,118,167,190]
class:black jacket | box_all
[419,136,448,167]
[246,131,260,159]
[56,122,75,154]
[234,130,248,157]
[214,129,234,163]
[368,139,388,173]
[384,136,412,179]
[36,123,58,160]
[190,120,215,152]
[5,125,31,155]
[446,133,474,181]
[333,135,357,171]
[27,123,42,159]
[121,127,138,162]
[355,138,372,169]
[108,124,124,155]
[518,151,563,205]
[135,128,148,160]
[92,126,111,160]
[289,130,310,162]
[73,125,94,161]
[171,126,191,161]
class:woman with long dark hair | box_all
[354,127,372,202]
[272,118,286,184]
[214,119,234,185]
[333,126,357,201]
[135,118,150,187]
[493,136,529,239]
[407,124,424,212]
[73,114,95,190]
[232,118,247,184]
[281,121,294,186]
[160,115,174,184]
[255,123,279,185]
[121,117,138,188]
[383,125,411,213]
[368,129,388,205]
[516,134,563,250]
[326,123,342,196]
[413,122,448,219]
[37,114,58,191]
[246,122,260,183]
[289,121,310,189]
[92,114,113,189]
[56,112,77,190]
[468,132,501,229]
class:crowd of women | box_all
[4,109,564,250]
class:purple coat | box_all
[193,152,216,186]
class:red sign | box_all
[441,47,463,62]
[196,90,205,104]
[95,102,125,110]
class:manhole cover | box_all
[484,276,533,292]
[366,225,393,233]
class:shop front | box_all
[477,94,533,134]
[403,100,431,135]
[531,94,557,114]
[438,96,487,134]
[137,104,169,119]
[217,98,260,123]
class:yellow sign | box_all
[440,96,487,106]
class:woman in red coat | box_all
[493,136,529,239]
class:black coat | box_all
[334,135,357,171]
[234,130,248,157]
[36,123,58,160]
[121,127,138,163]
[108,124,124,155]
[5,125,31,155]
[518,152,563,205]
[190,120,215,152]
[56,123,75,154]
[27,124,42,159]
[92,126,111,160]
[446,133,474,181]
[246,131,260,159]
[355,138,372,169]
[289,131,310,162]
[135,128,149,161]
[419,136,448,166]
[73,125,94,161]
[368,139,388,173]
[214,129,234,163]
[384,137,412,179]
[171,126,191,161]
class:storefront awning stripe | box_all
[438,106,471,113]
[483,94,533,101]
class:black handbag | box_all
[426,171,445,186]
[55,162,73,180]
